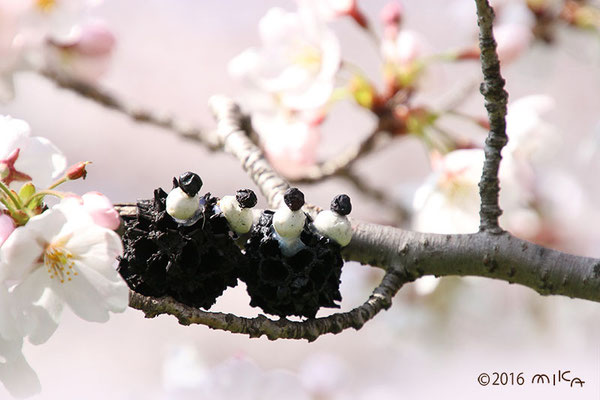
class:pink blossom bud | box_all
[494,24,532,65]
[82,191,121,230]
[45,21,116,82]
[380,1,403,27]
[66,161,90,180]
[0,213,15,247]
[71,22,116,57]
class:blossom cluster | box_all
[227,1,538,178]
[227,1,573,295]
[0,0,115,102]
[0,115,128,397]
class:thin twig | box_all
[290,128,389,184]
[340,170,409,225]
[474,0,510,234]
[435,78,480,113]
[40,69,220,150]
[128,268,407,342]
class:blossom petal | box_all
[14,136,67,188]
[59,261,129,322]
[0,226,44,282]
[0,338,41,399]
[81,192,121,230]
[10,267,63,344]
[0,284,20,340]
[0,208,67,281]
[0,116,30,159]
[24,288,63,345]
[67,227,123,279]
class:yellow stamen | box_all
[44,242,76,284]
[36,0,57,12]
[291,42,322,72]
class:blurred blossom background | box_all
[2,0,600,398]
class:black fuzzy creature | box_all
[118,188,243,309]
[241,210,343,319]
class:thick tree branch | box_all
[475,0,509,234]
[345,226,600,302]
[118,95,600,343]
[40,69,220,150]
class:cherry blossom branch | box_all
[39,69,220,150]
[475,0,509,234]
[128,268,407,342]
[206,96,600,302]
[116,94,600,342]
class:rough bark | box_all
[475,0,509,233]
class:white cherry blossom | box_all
[228,7,341,111]
[505,95,559,162]
[0,115,67,190]
[381,30,425,66]
[412,149,532,234]
[0,198,128,343]
[253,111,320,178]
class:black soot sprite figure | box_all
[117,171,244,309]
[241,188,352,319]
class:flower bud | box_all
[45,21,116,83]
[18,182,36,202]
[380,1,403,28]
[349,75,376,109]
[66,161,90,180]
[82,191,121,230]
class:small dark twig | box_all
[40,69,220,150]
